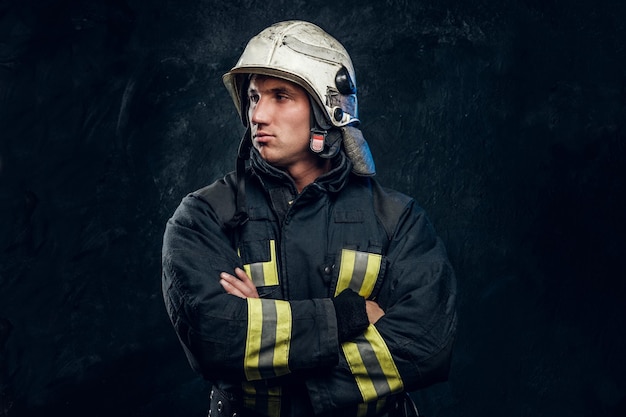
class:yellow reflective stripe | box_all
[273,300,292,374]
[267,385,282,417]
[263,240,279,286]
[240,240,279,287]
[335,249,356,296]
[363,326,403,393]
[356,398,387,417]
[245,299,292,381]
[241,382,282,416]
[360,253,381,297]
[376,398,387,414]
[335,249,382,298]
[342,326,403,402]
[343,339,377,401]
[242,382,256,409]
[245,299,264,381]
[242,263,252,278]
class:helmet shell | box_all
[223,20,358,128]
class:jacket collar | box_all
[249,147,353,194]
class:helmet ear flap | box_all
[237,127,252,159]
[309,95,331,130]
[308,96,341,159]
[237,74,252,127]
[318,129,342,159]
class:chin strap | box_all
[224,128,251,230]
[309,96,344,159]
[309,128,326,153]
[310,128,343,159]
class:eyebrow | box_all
[248,85,295,95]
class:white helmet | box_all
[223,20,358,128]
[223,20,375,176]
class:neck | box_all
[288,158,332,193]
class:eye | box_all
[248,93,259,103]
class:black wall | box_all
[1,0,625,416]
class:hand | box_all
[220,268,259,299]
[365,300,385,324]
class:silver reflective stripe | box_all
[335,249,382,298]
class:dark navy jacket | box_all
[162,150,457,416]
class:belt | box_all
[208,387,240,417]
[208,387,420,417]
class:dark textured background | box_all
[1,0,625,416]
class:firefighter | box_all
[162,20,457,417]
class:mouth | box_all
[253,131,273,144]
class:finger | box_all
[220,277,247,299]
[234,267,251,281]
[220,270,260,298]
[225,268,258,296]
[233,268,257,292]
[220,272,247,290]
[220,272,249,291]
[220,272,257,298]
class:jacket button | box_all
[217,400,223,413]
[324,266,332,274]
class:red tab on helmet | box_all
[310,132,325,153]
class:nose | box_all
[249,97,270,126]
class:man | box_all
[162,20,457,417]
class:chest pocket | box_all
[333,249,385,299]
[238,239,279,288]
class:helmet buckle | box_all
[309,129,327,153]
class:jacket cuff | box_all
[331,288,369,343]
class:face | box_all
[247,75,315,171]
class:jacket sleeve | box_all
[161,184,340,382]
[306,195,457,414]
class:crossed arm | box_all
[164,192,456,415]
[219,268,385,324]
